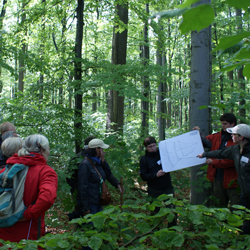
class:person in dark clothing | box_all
[140,136,176,227]
[197,124,250,234]
[77,138,122,216]
[193,113,239,208]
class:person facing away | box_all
[139,136,174,200]
[197,124,250,234]
[0,134,58,243]
[0,137,23,169]
[193,113,239,208]
[0,122,17,157]
[77,138,122,216]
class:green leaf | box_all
[227,214,243,227]
[149,8,186,20]
[243,64,250,79]
[234,51,250,60]
[139,235,151,243]
[89,236,102,250]
[57,240,70,249]
[137,222,152,233]
[92,215,106,229]
[226,0,250,11]
[102,206,115,214]
[45,239,58,247]
[172,233,185,247]
[180,4,215,34]
[205,244,220,250]
[220,62,245,72]
[213,32,250,52]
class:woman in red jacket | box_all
[0,134,58,242]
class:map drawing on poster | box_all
[159,130,206,172]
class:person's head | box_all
[88,138,109,158]
[143,136,157,153]
[220,113,237,131]
[1,137,23,158]
[227,124,250,144]
[0,122,16,136]
[18,134,50,162]
[2,131,18,142]
[84,136,96,149]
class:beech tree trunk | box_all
[141,3,150,138]
[106,2,128,134]
[190,0,212,205]
[0,0,7,96]
[74,0,84,153]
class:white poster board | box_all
[159,130,206,172]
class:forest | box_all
[0,0,250,249]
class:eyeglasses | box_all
[147,144,156,149]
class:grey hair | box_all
[1,137,24,158]
[2,131,17,142]
[18,134,49,157]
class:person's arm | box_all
[78,161,91,214]
[23,166,58,220]
[140,156,161,182]
[202,146,235,161]
[193,126,212,149]
[102,160,119,187]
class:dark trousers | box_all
[240,195,250,235]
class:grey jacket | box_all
[203,144,250,196]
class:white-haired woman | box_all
[0,137,23,168]
[0,134,58,244]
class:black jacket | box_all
[77,157,119,213]
[140,150,174,197]
[0,154,8,169]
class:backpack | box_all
[0,164,29,228]
[66,150,85,195]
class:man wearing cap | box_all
[77,138,122,216]
[197,124,250,234]
[193,113,239,208]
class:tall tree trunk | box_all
[18,2,27,92]
[0,0,7,96]
[190,0,212,205]
[236,9,245,120]
[74,0,84,153]
[106,1,128,134]
[141,3,150,138]
[92,7,100,112]
[157,51,166,141]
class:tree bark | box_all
[236,9,245,120]
[141,3,150,138]
[74,0,84,153]
[0,0,7,96]
[18,2,27,92]
[106,2,128,134]
[189,0,212,205]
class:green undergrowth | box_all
[2,195,250,250]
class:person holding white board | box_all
[140,136,176,227]
[197,124,250,235]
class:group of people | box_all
[1,112,250,246]
[196,114,250,234]
[0,122,58,246]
